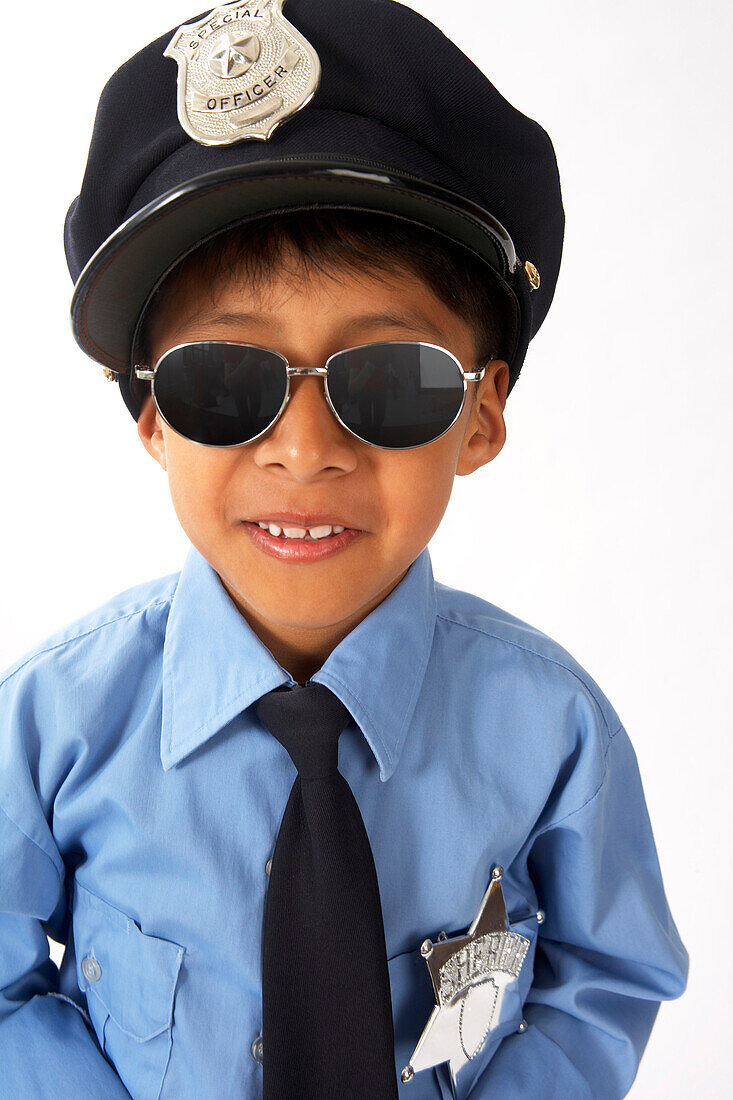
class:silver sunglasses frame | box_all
[134,339,485,451]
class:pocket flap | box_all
[73,879,185,1041]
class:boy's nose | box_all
[252,373,357,478]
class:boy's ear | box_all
[136,391,167,471]
[455,360,510,477]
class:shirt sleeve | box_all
[0,664,132,1099]
[467,721,689,1099]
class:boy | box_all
[0,2,687,1098]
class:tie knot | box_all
[254,682,353,779]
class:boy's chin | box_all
[219,564,371,625]
[246,588,368,629]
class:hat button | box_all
[523,261,541,291]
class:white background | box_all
[1,1,731,1095]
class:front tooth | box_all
[282,526,308,538]
[267,523,283,536]
[333,526,345,534]
[308,525,333,539]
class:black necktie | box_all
[254,680,399,1099]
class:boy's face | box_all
[137,248,509,681]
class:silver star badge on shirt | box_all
[401,866,530,1089]
[164,0,321,146]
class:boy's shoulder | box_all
[0,567,181,692]
[433,577,623,739]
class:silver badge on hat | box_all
[164,0,321,146]
[401,866,530,1090]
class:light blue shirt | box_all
[0,542,687,1099]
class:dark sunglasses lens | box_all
[326,343,465,448]
[153,342,287,446]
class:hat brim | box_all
[69,158,531,415]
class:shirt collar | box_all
[161,542,437,780]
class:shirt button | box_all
[251,1034,264,1065]
[81,955,102,983]
[265,859,272,876]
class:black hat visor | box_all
[69,157,530,398]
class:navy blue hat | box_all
[64,0,565,421]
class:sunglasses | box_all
[134,339,485,450]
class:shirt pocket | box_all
[392,912,540,1100]
[72,878,186,1100]
[436,910,539,1099]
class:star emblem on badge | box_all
[401,866,531,1089]
[208,32,261,79]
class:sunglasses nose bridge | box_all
[281,365,333,417]
[280,364,339,427]
[278,363,364,447]
[285,366,330,378]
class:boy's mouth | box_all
[241,520,363,562]
[251,522,346,541]
[243,514,362,540]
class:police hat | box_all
[64,0,565,421]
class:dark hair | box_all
[133,208,510,412]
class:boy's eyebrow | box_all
[181,307,449,344]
